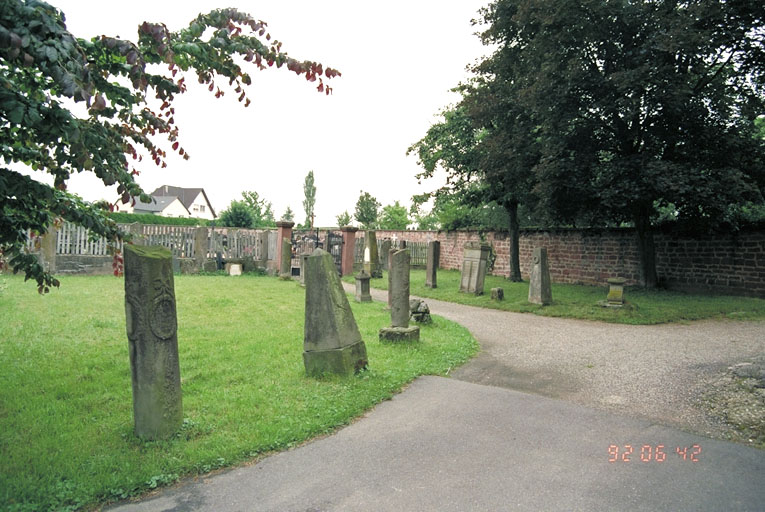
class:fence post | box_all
[275,221,295,269]
[340,226,358,276]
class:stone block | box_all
[409,299,432,324]
[425,240,440,289]
[491,287,504,301]
[303,340,368,377]
[355,269,372,302]
[379,326,420,343]
[279,238,292,280]
[606,277,626,306]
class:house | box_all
[150,185,217,220]
[115,186,217,220]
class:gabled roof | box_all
[133,195,190,215]
[151,185,216,217]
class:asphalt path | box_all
[106,285,765,511]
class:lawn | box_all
[344,269,765,324]
[0,274,477,511]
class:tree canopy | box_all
[302,170,316,229]
[335,210,351,227]
[0,0,340,292]
[354,191,380,228]
[378,200,409,230]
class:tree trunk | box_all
[634,206,658,288]
[507,201,522,282]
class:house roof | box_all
[151,185,217,218]
[133,195,190,215]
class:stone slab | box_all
[303,340,368,377]
[379,326,420,342]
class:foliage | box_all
[335,210,352,227]
[281,206,294,222]
[377,200,410,230]
[354,190,380,228]
[217,200,254,228]
[241,190,275,228]
[107,211,209,226]
[0,1,340,292]
[302,170,316,229]
[0,274,477,510]
[472,0,765,286]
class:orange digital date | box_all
[608,444,701,463]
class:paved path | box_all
[107,286,765,511]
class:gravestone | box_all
[123,245,183,440]
[425,240,440,289]
[387,247,395,309]
[459,242,491,295]
[606,277,627,307]
[279,238,292,280]
[299,253,310,287]
[491,287,504,301]
[380,249,420,342]
[380,239,392,271]
[528,247,552,305]
[365,230,382,278]
[303,249,368,376]
[355,269,372,302]
[228,263,242,276]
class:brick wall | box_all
[361,228,765,297]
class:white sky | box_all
[42,0,490,225]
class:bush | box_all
[108,212,210,226]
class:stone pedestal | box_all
[355,269,372,302]
[459,242,490,295]
[425,240,440,289]
[124,245,183,440]
[303,249,368,376]
[275,221,294,271]
[606,277,627,306]
[380,249,419,342]
[528,247,552,305]
[279,238,292,280]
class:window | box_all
[199,205,205,212]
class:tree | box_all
[335,210,352,227]
[281,206,294,222]
[241,190,275,228]
[302,170,316,229]
[474,0,765,287]
[378,201,410,230]
[0,1,340,292]
[218,200,254,228]
[354,191,380,229]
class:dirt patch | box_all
[697,356,765,449]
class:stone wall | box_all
[362,228,765,297]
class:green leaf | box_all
[45,46,58,62]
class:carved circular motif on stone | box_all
[533,254,540,264]
[150,296,177,340]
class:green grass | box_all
[345,269,765,325]
[0,274,477,511]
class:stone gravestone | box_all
[365,230,382,278]
[380,239,392,271]
[379,249,420,342]
[355,269,372,302]
[491,287,504,301]
[425,240,440,289]
[123,245,183,440]
[387,247,395,310]
[409,299,432,324]
[606,277,627,307]
[459,242,491,295]
[279,238,292,280]
[303,249,368,376]
[299,253,310,287]
[528,247,552,305]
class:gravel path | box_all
[353,284,765,441]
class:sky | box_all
[38,0,491,226]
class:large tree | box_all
[241,190,275,228]
[0,1,340,292]
[475,0,765,287]
[378,200,409,230]
[354,191,380,229]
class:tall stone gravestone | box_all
[124,245,183,440]
[279,238,292,280]
[425,240,440,288]
[528,247,552,305]
[304,249,368,376]
[379,249,420,342]
[459,242,490,295]
[380,239,392,271]
[365,230,382,278]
